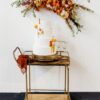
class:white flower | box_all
[46,4,53,10]
[60,9,69,19]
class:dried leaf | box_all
[74,3,94,13]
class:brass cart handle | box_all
[13,47,22,63]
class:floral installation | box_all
[12,0,93,35]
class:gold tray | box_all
[34,55,62,62]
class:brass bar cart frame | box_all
[13,47,71,100]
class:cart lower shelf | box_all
[25,94,71,100]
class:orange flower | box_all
[34,24,38,29]
[49,37,57,53]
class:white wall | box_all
[0,0,100,92]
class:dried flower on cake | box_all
[34,19,44,35]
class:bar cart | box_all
[13,47,71,100]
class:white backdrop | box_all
[0,0,100,92]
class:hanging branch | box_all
[66,19,75,36]
[74,3,94,13]
[32,8,36,17]
[70,17,82,33]
[87,0,90,2]
[21,8,29,17]
[11,0,23,7]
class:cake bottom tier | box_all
[33,46,56,56]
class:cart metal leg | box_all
[64,65,71,100]
[25,67,28,100]
[29,65,31,92]
[64,65,67,93]
[67,66,71,100]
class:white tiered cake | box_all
[33,19,57,56]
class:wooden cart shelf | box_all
[28,56,70,66]
[27,94,70,100]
